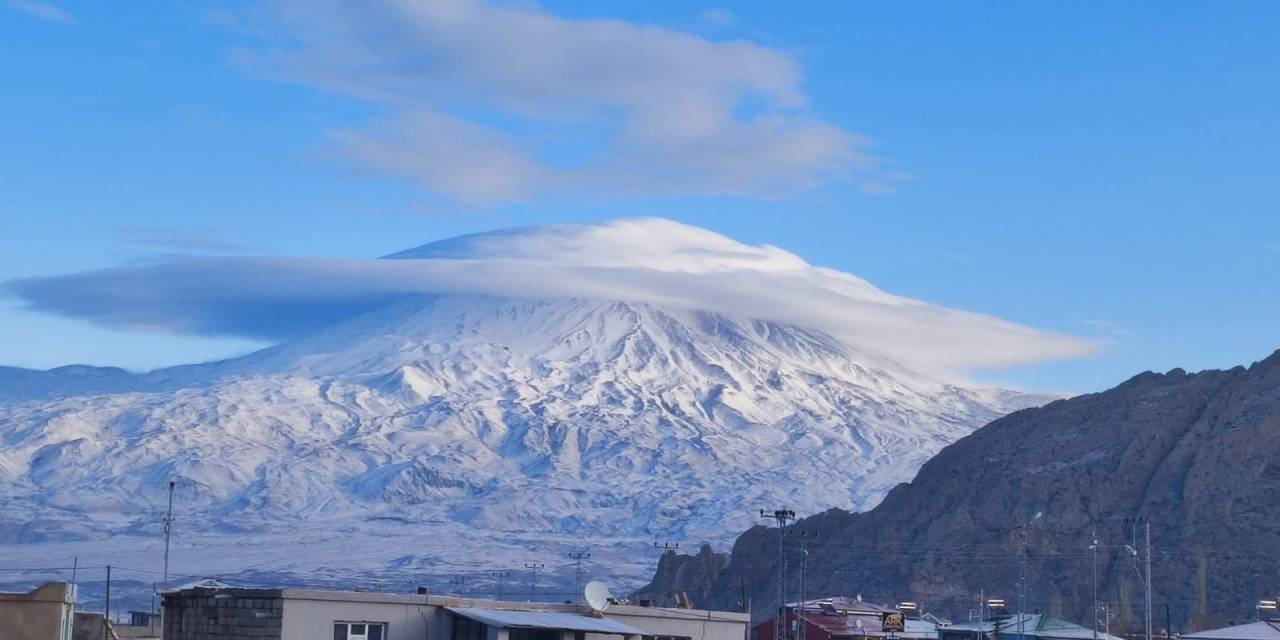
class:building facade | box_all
[162,585,750,640]
[0,581,76,640]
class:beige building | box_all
[163,585,750,640]
[0,581,77,640]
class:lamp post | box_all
[1258,600,1277,621]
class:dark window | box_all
[508,628,561,640]
[452,614,488,640]
[335,622,387,640]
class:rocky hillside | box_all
[640,351,1280,632]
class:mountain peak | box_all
[0,291,1049,590]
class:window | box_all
[335,621,387,640]
[507,628,560,640]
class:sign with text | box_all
[882,612,906,633]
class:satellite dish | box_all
[585,581,613,612]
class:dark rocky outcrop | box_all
[643,351,1280,632]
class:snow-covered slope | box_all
[0,220,1064,599]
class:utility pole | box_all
[524,563,544,601]
[1018,525,1028,640]
[655,542,679,607]
[1090,530,1099,640]
[1145,522,1153,640]
[491,570,510,601]
[104,565,112,640]
[1127,518,1154,640]
[761,509,796,640]
[798,532,816,640]
[162,481,175,592]
[568,551,591,599]
[450,576,468,596]
[151,583,158,634]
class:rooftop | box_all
[447,607,647,635]
[1182,621,1280,640]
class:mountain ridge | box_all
[0,294,1053,590]
[638,350,1280,630]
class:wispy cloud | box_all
[5,218,1097,378]
[114,226,256,253]
[1079,317,1136,339]
[228,0,895,206]
[698,7,740,28]
[6,0,74,23]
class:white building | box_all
[162,585,750,640]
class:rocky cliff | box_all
[640,351,1280,632]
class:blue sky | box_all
[1,0,1277,392]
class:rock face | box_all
[643,351,1280,632]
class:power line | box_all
[491,571,510,601]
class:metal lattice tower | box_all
[524,563,544,601]
[568,551,591,599]
[654,542,680,606]
[761,509,796,640]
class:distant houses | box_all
[753,597,938,640]
[939,614,1126,640]
[1181,620,1280,640]
[6,578,1277,640]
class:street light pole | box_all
[1090,530,1099,640]
[1145,522,1153,640]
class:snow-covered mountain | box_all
[0,219,1067,598]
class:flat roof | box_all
[448,607,647,635]
[1182,621,1280,640]
[164,586,746,624]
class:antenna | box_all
[585,581,613,613]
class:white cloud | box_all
[231,0,889,205]
[6,0,74,23]
[331,111,549,206]
[6,218,1097,378]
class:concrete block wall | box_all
[163,588,284,640]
